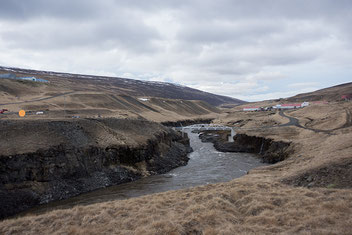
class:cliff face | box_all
[0,119,192,219]
[199,131,292,163]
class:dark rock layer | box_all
[199,131,292,164]
[282,157,352,189]
[0,130,191,219]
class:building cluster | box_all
[0,73,49,83]
[243,101,310,112]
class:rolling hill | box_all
[0,66,245,107]
[286,82,352,102]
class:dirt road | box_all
[0,91,75,106]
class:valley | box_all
[0,67,351,234]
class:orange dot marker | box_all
[19,110,26,117]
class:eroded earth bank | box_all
[0,118,191,219]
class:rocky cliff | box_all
[199,131,292,163]
[0,119,192,219]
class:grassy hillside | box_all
[0,66,245,106]
[0,76,221,122]
[286,82,352,102]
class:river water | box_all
[22,130,268,216]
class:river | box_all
[21,130,268,216]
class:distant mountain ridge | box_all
[286,82,352,102]
[0,66,245,106]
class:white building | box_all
[273,102,309,110]
[301,102,310,107]
[243,107,260,111]
[20,77,37,81]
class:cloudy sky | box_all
[0,0,351,101]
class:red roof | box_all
[342,94,352,99]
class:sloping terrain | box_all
[1,68,351,234]
[286,82,352,102]
[0,66,245,122]
[230,82,351,112]
[0,79,221,122]
[0,66,245,106]
[0,118,167,156]
[1,101,351,234]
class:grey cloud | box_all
[0,0,351,100]
[0,0,106,20]
[0,0,184,21]
[1,14,160,53]
[179,20,283,44]
[181,0,352,21]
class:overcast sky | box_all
[0,0,351,101]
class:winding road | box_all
[278,110,329,133]
[278,109,352,133]
[234,108,352,135]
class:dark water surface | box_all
[22,130,268,216]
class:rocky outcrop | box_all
[199,131,292,164]
[0,129,191,219]
[282,157,352,189]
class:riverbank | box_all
[198,131,292,163]
[1,102,351,234]
[13,130,266,218]
[0,118,192,219]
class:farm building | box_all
[16,76,49,83]
[243,107,260,111]
[0,73,16,79]
[278,103,301,109]
[36,78,49,83]
[273,102,309,110]
[243,101,309,112]
[341,94,352,101]
[19,76,37,81]
[0,73,48,83]
[301,101,310,107]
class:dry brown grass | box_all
[1,178,351,235]
[1,102,352,234]
[0,118,170,155]
[0,75,219,123]
[287,102,348,130]
[214,110,287,129]
[1,91,218,123]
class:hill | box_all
[286,82,352,102]
[1,87,351,234]
[0,66,245,107]
[230,82,352,112]
[0,66,246,122]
